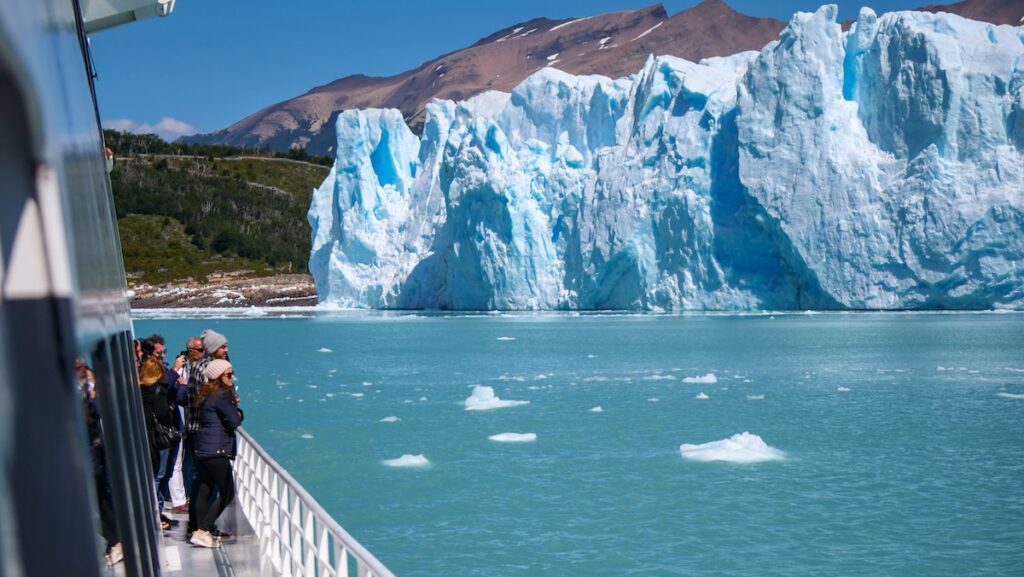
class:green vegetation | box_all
[107,129,330,285]
[104,129,334,166]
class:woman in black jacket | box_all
[190,359,243,548]
[139,358,174,529]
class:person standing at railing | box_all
[186,329,229,535]
[190,359,244,549]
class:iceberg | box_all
[680,432,785,463]
[309,6,1024,310]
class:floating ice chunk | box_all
[351,392,365,398]
[496,336,516,341]
[746,394,765,400]
[644,374,675,381]
[648,397,660,402]
[496,374,526,382]
[301,434,314,439]
[403,400,413,404]
[587,354,597,359]
[362,381,374,387]
[382,454,430,468]
[488,433,537,442]
[682,373,718,384]
[328,369,337,374]
[325,393,335,397]
[464,385,529,411]
[583,376,608,382]
[419,396,428,401]
[1005,368,1024,373]
[318,348,332,353]
[836,386,851,392]
[997,392,1024,399]
[589,406,603,413]
[380,416,401,423]
[308,384,318,389]
[680,432,785,463]
[695,392,709,400]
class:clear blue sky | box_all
[89,0,956,140]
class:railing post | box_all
[231,429,396,577]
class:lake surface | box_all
[134,310,1024,577]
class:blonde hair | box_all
[139,358,164,387]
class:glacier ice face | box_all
[309,6,1024,310]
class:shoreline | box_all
[129,273,317,308]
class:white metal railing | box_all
[234,428,396,577]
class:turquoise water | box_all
[135,311,1024,576]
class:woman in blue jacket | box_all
[190,359,243,548]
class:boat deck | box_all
[105,500,266,577]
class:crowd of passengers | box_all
[79,329,244,566]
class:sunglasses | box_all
[224,372,235,378]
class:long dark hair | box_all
[195,375,237,408]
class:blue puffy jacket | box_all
[194,388,244,458]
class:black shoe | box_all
[160,514,179,527]
[209,527,233,540]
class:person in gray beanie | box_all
[201,330,228,357]
[183,328,229,535]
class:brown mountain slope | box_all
[187,0,785,154]
[187,0,1021,155]
[918,0,1023,25]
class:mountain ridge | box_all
[185,0,1021,156]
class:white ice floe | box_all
[643,374,675,381]
[325,393,335,397]
[350,392,364,398]
[362,381,374,386]
[301,434,314,439]
[308,384,318,389]
[497,336,516,341]
[836,386,851,392]
[419,396,428,401]
[648,397,660,402]
[318,347,332,353]
[583,376,608,382]
[488,433,537,443]
[997,392,1024,399]
[589,406,603,413]
[695,392,709,400]
[382,454,430,468]
[380,416,401,423]
[746,394,765,400]
[682,373,718,384]
[680,432,785,463]
[464,385,529,411]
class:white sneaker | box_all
[189,529,220,548]
[105,542,124,566]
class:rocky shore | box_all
[130,274,317,308]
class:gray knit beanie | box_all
[201,329,228,355]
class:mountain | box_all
[916,0,1023,25]
[186,0,786,155]
[187,0,1020,156]
[307,6,1024,310]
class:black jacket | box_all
[194,388,244,458]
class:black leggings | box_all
[195,456,235,531]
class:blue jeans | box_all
[154,447,170,511]
[157,442,180,506]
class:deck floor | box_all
[105,499,267,577]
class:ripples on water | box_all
[135,311,1024,576]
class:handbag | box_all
[152,419,181,450]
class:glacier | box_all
[308,5,1024,310]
